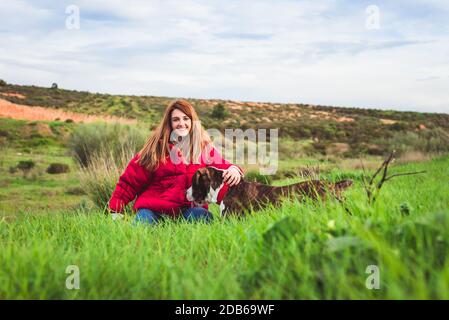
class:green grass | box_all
[0,118,75,152]
[2,83,448,299]
[1,156,448,299]
[0,147,88,215]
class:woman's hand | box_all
[223,166,242,186]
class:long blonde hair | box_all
[137,99,211,171]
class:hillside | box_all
[1,80,449,157]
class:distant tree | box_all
[0,79,6,86]
[211,103,229,119]
[51,83,58,89]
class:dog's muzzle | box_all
[185,186,194,202]
[193,200,205,207]
[186,187,205,206]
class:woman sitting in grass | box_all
[108,99,243,224]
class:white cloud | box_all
[0,0,448,113]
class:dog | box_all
[186,167,353,216]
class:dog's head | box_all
[186,167,224,206]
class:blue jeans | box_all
[135,207,213,225]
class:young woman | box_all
[108,99,243,224]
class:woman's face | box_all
[170,108,192,137]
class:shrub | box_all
[51,83,58,89]
[17,160,35,177]
[366,144,385,156]
[79,147,135,210]
[17,160,35,171]
[244,170,272,184]
[0,130,9,137]
[68,122,147,167]
[46,163,70,174]
[376,128,449,156]
[211,103,229,119]
[0,79,6,86]
[23,137,51,147]
[304,141,327,156]
[9,166,18,174]
[65,119,74,123]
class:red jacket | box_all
[108,143,243,216]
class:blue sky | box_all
[0,0,448,113]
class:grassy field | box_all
[1,155,448,299]
[1,86,448,299]
[0,118,89,215]
[0,147,86,215]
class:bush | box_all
[304,141,328,156]
[79,147,135,210]
[16,160,35,177]
[211,103,229,119]
[69,122,147,167]
[0,79,6,86]
[0,130,10,137]
[51,83,58,89]
[244,170,272,184]
[9,166,18,174]
[23,137,51,147]
[70,122,149,210]
[46,163,70,174]
[376,128,449,156]
[17,160,35,171]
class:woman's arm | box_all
[108,153,152,213]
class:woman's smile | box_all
[171,108,192,137]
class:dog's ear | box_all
[199,169,211,192]
[191,168,211,201]
[193,170,201,188]
[207,167,224,189]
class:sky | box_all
[0,0,448,114]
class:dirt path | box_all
[0,92,26,99]
[0,98,137,124]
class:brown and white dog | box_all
[186,167,353,216]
